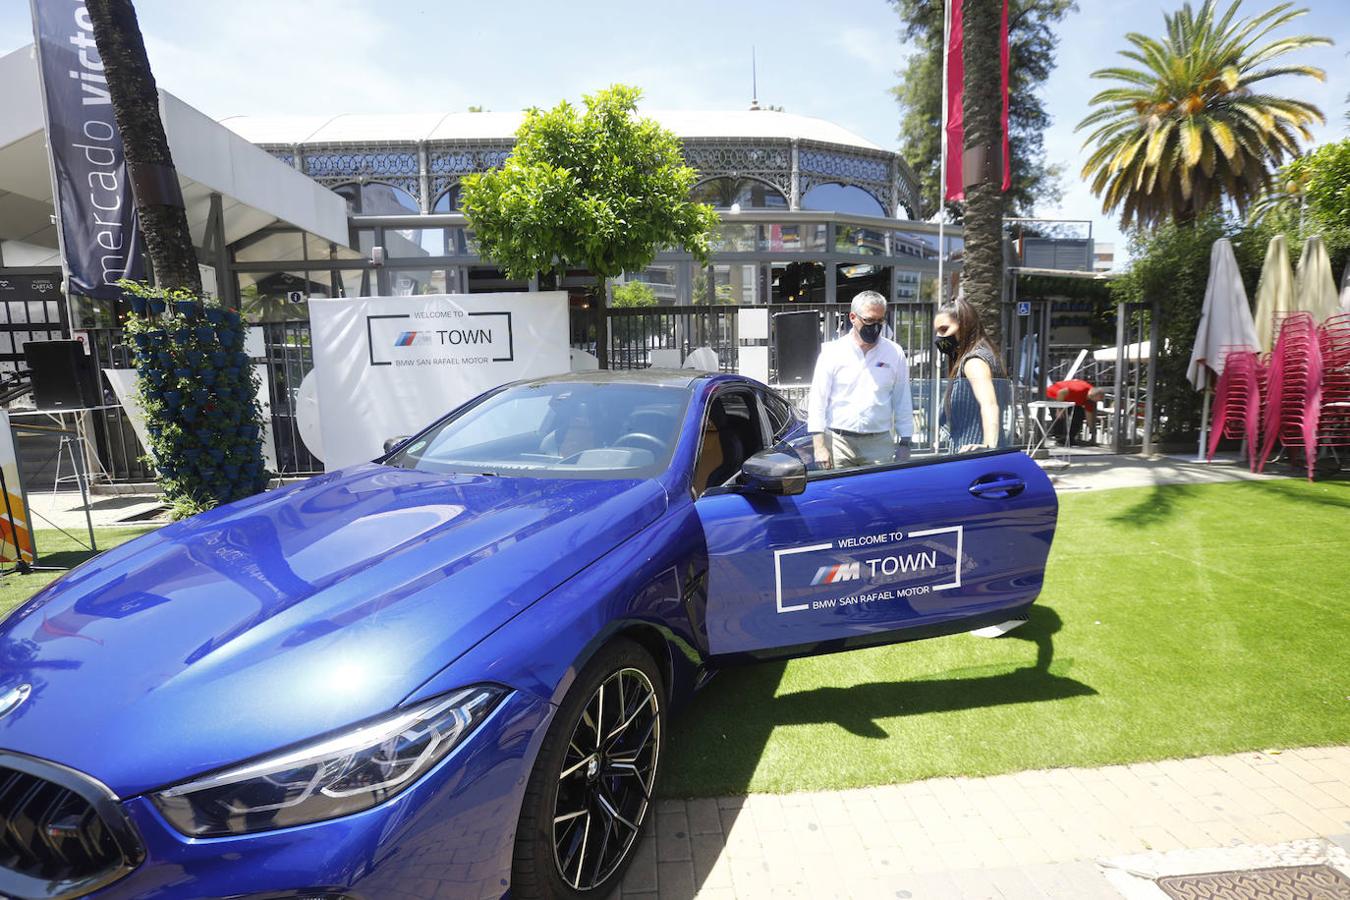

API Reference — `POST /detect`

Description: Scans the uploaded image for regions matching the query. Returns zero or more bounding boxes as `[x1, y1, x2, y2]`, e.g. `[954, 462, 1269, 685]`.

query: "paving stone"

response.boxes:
[657, 818, 692, 862]
[656, 859, 697, 899]
[886, 869, 963, 899]
[1020, 861, 1121, 899]
[977, 866, 1051, 899]
[686, 797, 723, 836]
[948, 867, 1019, 899]
[691, 888, 737, 900]
[619, 831, 658, 894]
[618, 749, 1350, 897]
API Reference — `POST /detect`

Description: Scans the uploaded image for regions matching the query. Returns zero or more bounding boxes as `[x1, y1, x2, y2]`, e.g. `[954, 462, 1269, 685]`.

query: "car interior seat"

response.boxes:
[706, 399, 756, 487]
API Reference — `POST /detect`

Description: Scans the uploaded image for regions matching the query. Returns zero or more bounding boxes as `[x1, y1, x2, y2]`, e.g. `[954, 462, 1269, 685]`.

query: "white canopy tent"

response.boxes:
[0, 45, 351, 290]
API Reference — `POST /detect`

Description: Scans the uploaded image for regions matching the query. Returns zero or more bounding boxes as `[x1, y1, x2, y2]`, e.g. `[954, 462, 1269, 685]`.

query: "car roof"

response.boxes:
[514, 368, 729, 390]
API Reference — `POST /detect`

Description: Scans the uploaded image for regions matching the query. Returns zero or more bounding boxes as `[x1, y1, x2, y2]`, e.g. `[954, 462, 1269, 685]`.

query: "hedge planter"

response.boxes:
[121, 284, 270, 518]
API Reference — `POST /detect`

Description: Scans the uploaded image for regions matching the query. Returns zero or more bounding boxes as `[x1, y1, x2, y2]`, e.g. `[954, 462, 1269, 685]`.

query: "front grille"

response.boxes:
[0, 766, 120, 882]
[0, 753, 142, 900]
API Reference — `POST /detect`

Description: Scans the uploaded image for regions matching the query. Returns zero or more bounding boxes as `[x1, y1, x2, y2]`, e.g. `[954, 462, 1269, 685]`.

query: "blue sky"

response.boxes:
[4, 0, 1347, 263]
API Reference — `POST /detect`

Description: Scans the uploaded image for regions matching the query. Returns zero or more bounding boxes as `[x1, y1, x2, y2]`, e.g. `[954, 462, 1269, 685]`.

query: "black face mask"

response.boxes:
[935, 333, 959, 356]
[858, 321, 883, 344]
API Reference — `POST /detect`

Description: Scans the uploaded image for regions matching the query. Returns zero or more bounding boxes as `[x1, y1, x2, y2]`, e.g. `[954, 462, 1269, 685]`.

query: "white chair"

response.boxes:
[682, 347, 720, 372]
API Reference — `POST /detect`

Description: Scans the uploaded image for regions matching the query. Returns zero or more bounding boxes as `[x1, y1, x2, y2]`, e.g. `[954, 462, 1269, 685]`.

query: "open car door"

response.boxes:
[694, 447, 1058, 662]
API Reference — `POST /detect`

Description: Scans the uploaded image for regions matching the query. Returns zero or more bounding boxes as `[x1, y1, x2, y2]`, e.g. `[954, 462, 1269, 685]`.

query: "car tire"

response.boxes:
[510, 638, 665, 899]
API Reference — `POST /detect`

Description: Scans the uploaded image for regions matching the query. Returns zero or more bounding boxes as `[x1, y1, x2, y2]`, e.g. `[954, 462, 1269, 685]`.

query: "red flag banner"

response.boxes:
[944, 0, 965, 202]
[944, 0, 1012, 201]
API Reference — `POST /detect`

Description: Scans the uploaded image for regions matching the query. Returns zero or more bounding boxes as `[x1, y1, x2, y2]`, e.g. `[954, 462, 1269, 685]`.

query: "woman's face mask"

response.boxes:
[935, 333, 959, 356]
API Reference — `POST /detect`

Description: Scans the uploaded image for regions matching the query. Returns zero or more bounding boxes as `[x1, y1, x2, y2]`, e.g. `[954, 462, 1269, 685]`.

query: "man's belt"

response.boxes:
[829, 427, 889, 438]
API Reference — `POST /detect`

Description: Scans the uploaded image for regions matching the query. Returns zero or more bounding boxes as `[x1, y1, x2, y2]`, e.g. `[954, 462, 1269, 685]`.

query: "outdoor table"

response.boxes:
[1025, 400, 1076, 466]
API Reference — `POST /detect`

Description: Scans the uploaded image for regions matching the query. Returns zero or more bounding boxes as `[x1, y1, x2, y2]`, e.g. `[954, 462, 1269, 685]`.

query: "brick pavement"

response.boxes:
[610, 746, 1350, 899]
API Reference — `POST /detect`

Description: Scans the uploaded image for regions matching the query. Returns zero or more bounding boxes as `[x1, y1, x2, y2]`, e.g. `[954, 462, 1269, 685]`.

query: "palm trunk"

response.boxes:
[85, 0, 201, 295]
[960, 0, 1005, 347]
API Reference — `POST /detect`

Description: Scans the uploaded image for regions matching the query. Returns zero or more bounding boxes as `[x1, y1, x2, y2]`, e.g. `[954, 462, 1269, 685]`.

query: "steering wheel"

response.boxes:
[612, 432, 665, 456]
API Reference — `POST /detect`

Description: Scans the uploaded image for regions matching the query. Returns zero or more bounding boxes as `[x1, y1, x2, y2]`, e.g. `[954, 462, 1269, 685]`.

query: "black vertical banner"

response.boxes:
[30, 0, 146, 300]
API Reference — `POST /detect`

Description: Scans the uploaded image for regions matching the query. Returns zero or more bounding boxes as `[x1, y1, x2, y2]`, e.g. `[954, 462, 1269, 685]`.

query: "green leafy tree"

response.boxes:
[611, 280, 658, 307]
[1078, 0, 1330, 229]
[890, 0, 1075, 219]
[1246, 137, 1350, 285]
[460, 85, 720, 366]
[1111, 215, 1233, 440]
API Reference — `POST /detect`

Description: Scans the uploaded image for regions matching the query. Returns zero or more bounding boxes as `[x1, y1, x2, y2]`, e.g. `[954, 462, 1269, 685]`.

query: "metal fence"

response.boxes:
[261, 321, 320, 474]
[582, 302, 947, 449]
[582, 302, 938, 378]
[69, 297, 1157, 483]
[82, 325, 326, 481]
[86, 330, 155, 482]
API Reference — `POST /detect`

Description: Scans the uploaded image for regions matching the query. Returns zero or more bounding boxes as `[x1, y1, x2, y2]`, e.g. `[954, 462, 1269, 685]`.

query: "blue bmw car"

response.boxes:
[0, 370, 1056, 899]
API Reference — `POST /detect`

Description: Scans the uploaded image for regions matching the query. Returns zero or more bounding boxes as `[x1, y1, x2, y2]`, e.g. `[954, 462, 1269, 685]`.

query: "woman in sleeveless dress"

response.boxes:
[934, 297, 1006, 452]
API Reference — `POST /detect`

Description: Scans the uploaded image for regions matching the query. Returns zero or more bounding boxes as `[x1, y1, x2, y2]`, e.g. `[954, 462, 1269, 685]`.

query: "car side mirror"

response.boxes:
[383, 435, 412, 455]
[740, 450, 807, 496]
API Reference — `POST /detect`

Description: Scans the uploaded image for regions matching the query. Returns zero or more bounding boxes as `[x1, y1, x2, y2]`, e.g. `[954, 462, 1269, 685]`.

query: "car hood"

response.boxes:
[0, 464, 666, 796]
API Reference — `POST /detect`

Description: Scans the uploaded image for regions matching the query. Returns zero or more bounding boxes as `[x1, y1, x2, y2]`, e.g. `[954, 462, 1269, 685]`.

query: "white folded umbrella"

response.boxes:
[1188, 238, 1257, 390]
[1341, 257, 1350, 314]
[1294, 235, 1340, 323]
[1254, 234, 1295, 354]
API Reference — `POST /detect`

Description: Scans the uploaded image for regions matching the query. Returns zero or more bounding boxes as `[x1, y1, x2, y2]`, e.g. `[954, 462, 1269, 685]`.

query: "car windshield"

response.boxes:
[384, 381, 691, 479]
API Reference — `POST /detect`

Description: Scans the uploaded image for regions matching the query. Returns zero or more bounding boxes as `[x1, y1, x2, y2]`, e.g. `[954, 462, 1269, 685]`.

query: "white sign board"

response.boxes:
[736, 308, 770, 342]
[308, 292, 570, 469]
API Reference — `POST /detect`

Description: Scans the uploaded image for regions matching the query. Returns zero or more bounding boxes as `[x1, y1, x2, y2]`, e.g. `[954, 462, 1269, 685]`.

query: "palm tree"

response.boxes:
[960, 0, 1008, 344]
[86, 0, 201, 294]
[1078, 0, 1329, 229]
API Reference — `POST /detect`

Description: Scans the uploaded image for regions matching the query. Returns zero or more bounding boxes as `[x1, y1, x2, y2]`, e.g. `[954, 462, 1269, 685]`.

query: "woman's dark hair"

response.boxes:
[936, 297, 1002, 378]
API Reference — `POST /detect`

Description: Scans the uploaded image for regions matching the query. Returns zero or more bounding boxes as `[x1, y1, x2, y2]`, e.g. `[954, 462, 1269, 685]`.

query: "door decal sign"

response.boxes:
[772, 526, 963, 613]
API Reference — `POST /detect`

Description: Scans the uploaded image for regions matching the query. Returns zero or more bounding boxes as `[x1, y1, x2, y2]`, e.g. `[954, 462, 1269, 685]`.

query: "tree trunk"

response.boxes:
[593, 275, 609, 369]
[85, 0, 201, 296]
[960, 0, 1005, 347]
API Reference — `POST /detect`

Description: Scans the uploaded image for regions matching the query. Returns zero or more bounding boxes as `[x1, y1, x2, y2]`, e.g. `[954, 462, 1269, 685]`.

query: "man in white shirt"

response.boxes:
[807, 291, 914, 468]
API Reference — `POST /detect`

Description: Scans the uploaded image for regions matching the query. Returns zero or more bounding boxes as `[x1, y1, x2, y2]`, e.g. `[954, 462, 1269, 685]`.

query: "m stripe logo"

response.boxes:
[810, 561, 861, 585]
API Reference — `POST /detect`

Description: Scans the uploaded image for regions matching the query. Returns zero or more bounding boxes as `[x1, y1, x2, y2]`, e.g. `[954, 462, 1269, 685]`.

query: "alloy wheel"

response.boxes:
[550, 666, 660, 891]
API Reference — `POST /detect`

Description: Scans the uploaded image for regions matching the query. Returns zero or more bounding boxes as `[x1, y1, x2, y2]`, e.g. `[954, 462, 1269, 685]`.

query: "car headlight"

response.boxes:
[152, 685, 505, 837]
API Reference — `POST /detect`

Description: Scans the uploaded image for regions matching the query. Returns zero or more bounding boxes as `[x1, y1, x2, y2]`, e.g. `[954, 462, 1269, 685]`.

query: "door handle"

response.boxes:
[969, 475, 1025, 499]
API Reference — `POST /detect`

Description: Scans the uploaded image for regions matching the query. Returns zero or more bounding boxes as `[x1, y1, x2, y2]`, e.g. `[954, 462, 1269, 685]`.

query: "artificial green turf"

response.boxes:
[661, 478, 1350, 797]
[0, 527, 157, 616]
[5, 482, 1347, 798]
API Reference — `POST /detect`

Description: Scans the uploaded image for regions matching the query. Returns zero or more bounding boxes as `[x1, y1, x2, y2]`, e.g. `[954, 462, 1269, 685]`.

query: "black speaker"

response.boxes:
[773, 311, 822, 385]
[24, 340, 98, 410]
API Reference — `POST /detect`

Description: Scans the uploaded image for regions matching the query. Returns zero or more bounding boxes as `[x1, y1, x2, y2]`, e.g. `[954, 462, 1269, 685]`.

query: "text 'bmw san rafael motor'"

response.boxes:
[0, 370, 1056, 899]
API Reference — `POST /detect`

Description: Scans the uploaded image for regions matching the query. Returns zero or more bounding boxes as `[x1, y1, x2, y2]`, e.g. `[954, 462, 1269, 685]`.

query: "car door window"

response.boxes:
[758, 390, 798, 442]
[691, 389, 768, 496]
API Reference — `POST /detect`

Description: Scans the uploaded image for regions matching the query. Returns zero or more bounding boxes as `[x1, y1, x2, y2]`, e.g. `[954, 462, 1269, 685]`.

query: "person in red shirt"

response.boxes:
[1046, 379, 1105, 442]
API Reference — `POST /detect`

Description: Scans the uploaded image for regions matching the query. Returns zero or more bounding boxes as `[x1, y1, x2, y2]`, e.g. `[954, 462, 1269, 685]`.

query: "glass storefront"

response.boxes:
[229, 215, 946, 322]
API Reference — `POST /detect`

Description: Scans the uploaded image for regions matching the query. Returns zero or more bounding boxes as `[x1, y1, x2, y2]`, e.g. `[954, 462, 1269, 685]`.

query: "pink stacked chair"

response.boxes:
[1207, 347, 1263, 467]
[1317, 313, 1350, 453]
[1257, 313, 1322, 479]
